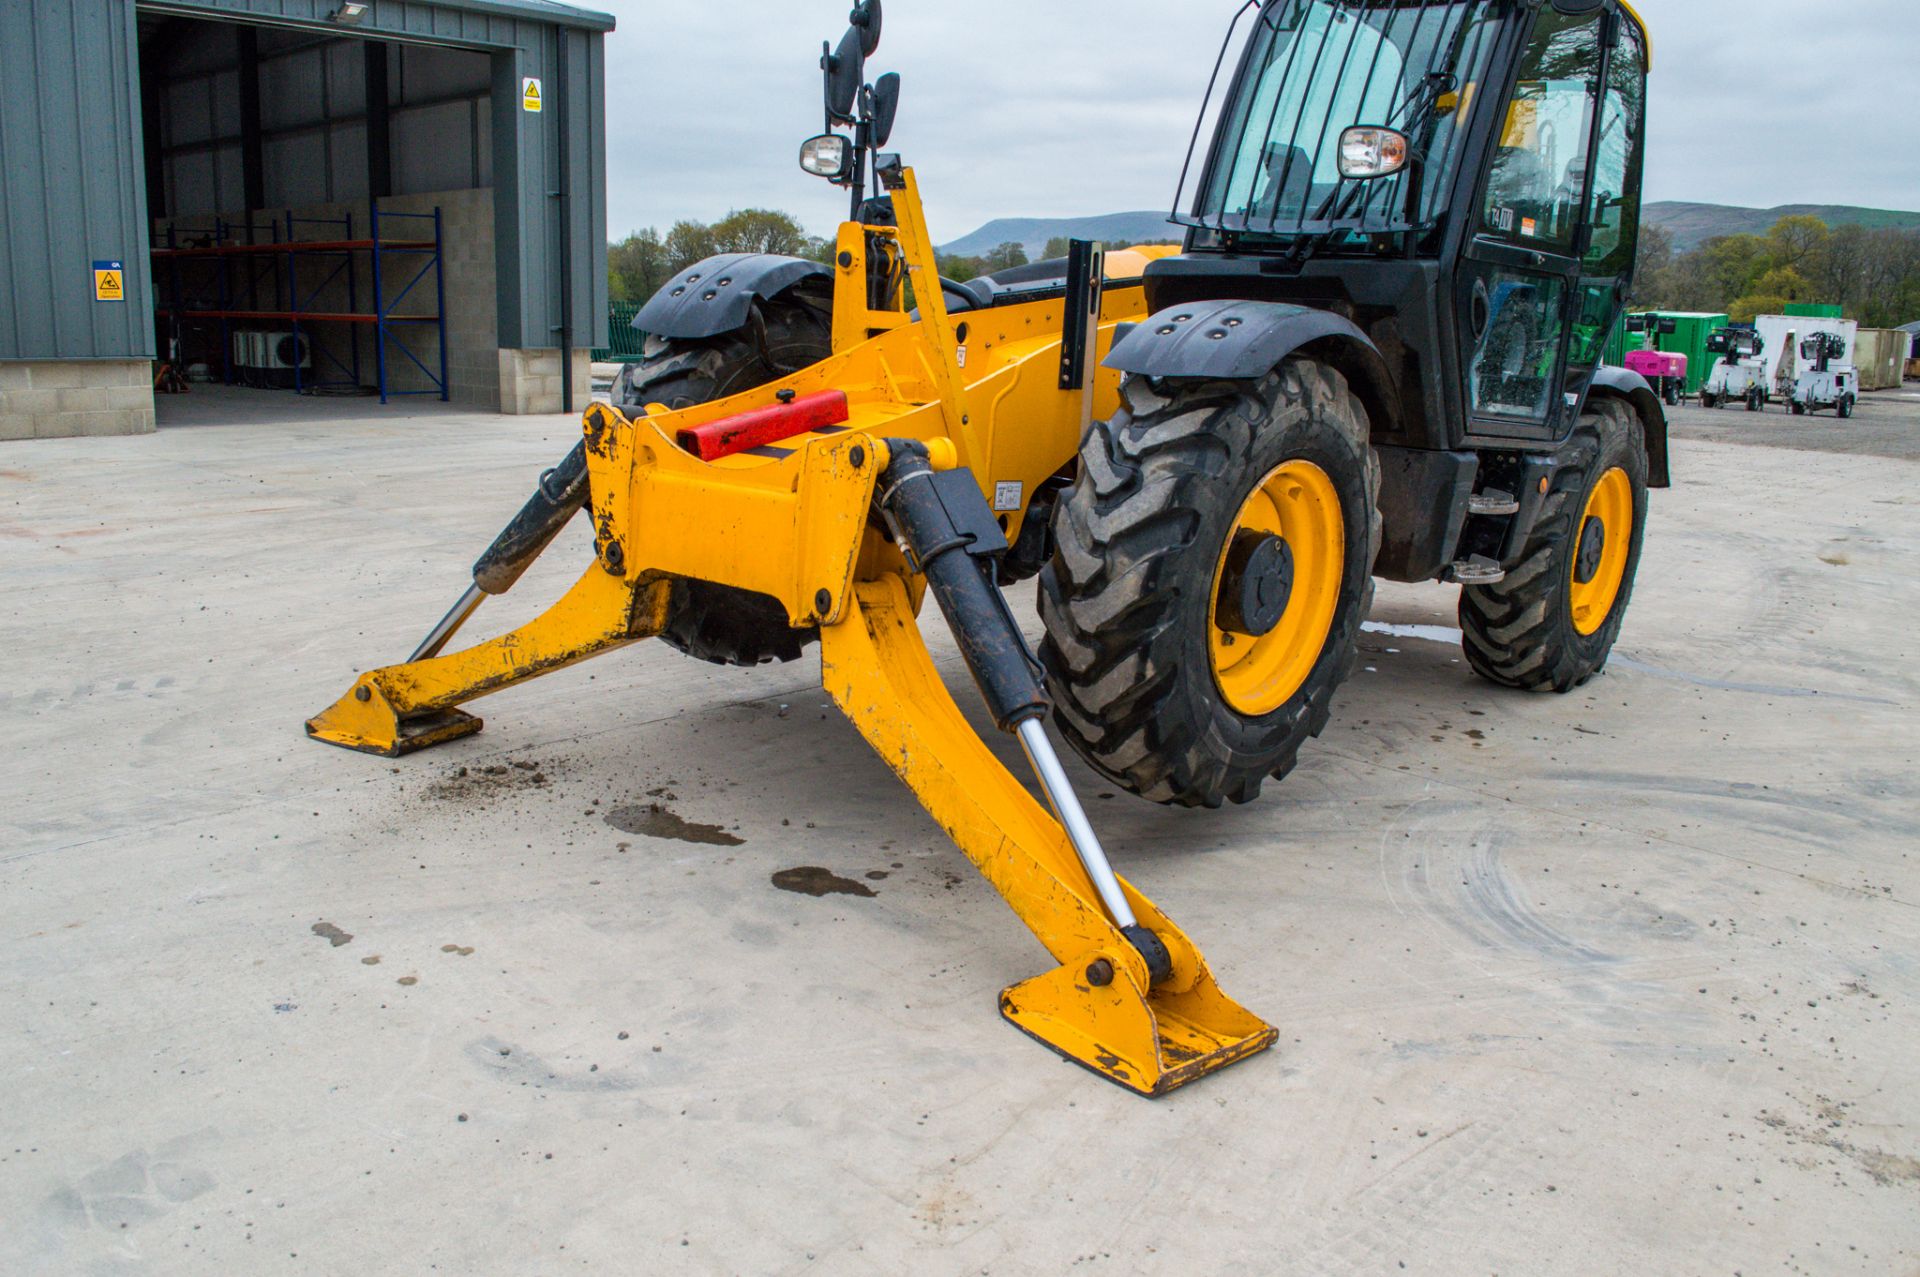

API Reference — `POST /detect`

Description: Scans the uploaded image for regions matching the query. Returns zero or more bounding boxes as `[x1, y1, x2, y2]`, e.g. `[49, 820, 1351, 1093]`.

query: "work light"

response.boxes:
[799, 134, 852, 180]
[1337, 126, 1409, 180]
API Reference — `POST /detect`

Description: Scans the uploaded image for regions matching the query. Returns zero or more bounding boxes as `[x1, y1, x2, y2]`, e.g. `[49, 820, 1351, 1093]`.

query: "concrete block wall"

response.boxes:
[498, 348, 591, 415]
[0, 360, 155, 441]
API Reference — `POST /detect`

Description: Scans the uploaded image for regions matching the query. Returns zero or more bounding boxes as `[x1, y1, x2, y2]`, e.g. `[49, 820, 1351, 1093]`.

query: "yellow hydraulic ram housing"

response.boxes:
[307, 169, 1275, 1096]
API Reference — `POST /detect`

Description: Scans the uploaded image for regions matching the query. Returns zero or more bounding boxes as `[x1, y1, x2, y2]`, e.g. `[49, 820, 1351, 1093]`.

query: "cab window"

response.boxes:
[1583, 21, 1646, 275]
[1478, 11, 1603, 250]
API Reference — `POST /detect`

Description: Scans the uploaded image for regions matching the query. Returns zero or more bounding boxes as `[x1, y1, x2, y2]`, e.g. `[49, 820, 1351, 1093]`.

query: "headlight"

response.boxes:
[1337, 127, 1410, 180]
[799, 134, 852, 180]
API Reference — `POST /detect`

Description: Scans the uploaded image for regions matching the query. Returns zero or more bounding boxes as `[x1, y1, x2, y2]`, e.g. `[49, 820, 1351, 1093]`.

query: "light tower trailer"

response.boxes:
[1789, 332, 1856, 417]
[1622, 315, 1684, 405]
[1700, 326, 1768, 412]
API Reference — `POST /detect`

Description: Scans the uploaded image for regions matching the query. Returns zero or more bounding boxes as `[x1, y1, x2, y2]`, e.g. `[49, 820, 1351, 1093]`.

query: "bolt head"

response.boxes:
[849, 445, 866, 469]
[1085, 958, 1115, 987]
[814, 588, 833, 614]
[355, 685, 372, 702]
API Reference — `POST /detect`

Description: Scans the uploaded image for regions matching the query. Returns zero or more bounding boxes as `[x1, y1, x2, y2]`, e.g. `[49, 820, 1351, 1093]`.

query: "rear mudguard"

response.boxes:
[631, 252, 832, 340]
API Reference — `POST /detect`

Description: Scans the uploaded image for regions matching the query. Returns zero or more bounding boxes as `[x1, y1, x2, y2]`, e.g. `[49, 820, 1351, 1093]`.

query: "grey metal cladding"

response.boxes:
[632, 254, 832, 340]
[1, 1, 153, 360]
[137, 0, 613, 42]
[1104, 299, 1381, 381]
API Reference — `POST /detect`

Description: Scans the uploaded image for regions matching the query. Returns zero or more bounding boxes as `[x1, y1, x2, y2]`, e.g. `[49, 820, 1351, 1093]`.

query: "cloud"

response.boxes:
[593, 0, 1918, 244]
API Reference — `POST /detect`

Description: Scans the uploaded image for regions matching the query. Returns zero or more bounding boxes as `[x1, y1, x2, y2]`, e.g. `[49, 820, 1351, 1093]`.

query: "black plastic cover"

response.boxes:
[630, 253, 830, 340]
[1373, 445, 1476, 583]
[1106, 298, 1377, 381]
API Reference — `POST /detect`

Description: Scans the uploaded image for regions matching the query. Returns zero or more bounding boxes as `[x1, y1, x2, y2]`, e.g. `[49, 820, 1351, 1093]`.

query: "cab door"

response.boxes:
[1566, 16, 1649, 405]
[1454, 6, 1608, 442]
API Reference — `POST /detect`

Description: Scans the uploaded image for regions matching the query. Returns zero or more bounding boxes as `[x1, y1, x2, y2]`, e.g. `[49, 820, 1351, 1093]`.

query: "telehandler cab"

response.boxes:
[309, 0, 1667, 1096]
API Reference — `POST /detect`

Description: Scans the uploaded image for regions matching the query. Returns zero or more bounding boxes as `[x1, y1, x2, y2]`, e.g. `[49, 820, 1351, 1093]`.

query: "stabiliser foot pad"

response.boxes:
[999, 955, 1276, 1097]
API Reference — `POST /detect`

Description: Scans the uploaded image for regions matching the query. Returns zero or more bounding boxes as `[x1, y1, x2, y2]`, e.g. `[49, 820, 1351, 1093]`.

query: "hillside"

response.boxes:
[1645, 202, 1920, 252]
[939, 202, 1920, 260]
[937, 211, 1181, 260]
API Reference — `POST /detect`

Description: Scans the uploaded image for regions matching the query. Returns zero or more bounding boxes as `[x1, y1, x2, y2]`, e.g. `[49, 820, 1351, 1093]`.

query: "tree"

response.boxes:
[983, 241, 1029, 273]
[706, 208, 817, 258]
[663, 219, 719, 271]
[608, 228, 670, 304]
[937, 253, 984, 282]
[1042, 236, 1073, 261]
[1764, 215, 1830, 272]
[1629, 222, 1675, 307]
[1701, 234, 1768, 305]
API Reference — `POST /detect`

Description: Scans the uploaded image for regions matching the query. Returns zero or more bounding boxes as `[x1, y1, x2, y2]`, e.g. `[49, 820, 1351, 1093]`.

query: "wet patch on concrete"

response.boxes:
[604, 801, 743, 846]
[441, 943, 475, 956]
[772, 866, 876, 898]
[310, 921, 352, 947]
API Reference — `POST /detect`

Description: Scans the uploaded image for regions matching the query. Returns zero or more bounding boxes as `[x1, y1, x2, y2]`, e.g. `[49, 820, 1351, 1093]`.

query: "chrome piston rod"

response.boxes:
[1016, 716, 1138, 930]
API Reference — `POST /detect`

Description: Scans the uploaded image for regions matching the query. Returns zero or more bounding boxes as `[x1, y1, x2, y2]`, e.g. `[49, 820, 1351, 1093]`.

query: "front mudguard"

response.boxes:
[1104, 299, 1404, 441]
[1586, 366, 1671, 488]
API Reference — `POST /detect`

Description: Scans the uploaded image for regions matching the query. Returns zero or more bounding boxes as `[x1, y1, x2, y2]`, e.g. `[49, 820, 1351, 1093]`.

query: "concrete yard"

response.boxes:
[3, 386, 1917, 1274]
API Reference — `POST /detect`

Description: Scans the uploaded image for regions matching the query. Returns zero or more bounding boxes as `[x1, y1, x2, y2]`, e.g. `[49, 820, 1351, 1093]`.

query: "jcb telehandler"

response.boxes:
[309, 0, 1668, 1096]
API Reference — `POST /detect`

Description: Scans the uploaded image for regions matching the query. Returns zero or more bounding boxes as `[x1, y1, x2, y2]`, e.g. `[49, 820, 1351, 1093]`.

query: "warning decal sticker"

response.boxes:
[93, 260, 125, 302]
[522, 77, 542, 113]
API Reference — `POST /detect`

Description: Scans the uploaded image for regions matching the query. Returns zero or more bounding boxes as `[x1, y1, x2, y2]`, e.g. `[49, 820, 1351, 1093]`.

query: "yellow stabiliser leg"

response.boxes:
[822, 574, 1276, 1096]
[305, 566, 670, 756]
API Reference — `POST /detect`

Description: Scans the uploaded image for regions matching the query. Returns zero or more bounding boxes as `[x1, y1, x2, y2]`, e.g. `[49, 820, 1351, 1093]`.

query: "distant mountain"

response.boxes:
[1644, 202, 1920, 252]
[939, 202, 1920, 260]
[937, 211, 1182, 260]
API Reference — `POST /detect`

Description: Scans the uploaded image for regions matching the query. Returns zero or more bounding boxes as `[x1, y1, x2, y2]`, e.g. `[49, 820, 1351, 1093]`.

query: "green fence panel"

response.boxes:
[593, 301, 646, 362]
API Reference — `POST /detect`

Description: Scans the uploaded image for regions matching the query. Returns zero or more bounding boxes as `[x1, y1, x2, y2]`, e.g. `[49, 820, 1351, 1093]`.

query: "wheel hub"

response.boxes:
[1574, 515, 1606, 584]
[1216, 531, 1295, 637]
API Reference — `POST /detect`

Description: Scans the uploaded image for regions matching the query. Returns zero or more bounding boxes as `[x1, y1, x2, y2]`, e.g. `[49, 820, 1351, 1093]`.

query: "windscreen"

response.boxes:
[1183, 0, 1505, 241]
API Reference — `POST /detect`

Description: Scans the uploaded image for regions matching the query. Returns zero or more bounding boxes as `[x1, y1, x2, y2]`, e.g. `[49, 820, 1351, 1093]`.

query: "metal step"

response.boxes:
[1448, 554, 1506, 585]
[1467, 488, 1520, 517]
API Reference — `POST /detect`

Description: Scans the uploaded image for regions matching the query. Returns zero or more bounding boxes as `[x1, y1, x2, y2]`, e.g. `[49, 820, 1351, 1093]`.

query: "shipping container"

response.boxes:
[1642, 312, 1727, 395]
[1854, 329, 1912, 391]
[1784, 302, 1845, 320]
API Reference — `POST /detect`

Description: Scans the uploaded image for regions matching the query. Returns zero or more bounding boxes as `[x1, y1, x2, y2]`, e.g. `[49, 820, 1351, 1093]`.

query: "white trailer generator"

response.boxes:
[1789, 332, 1857, 417]
[1699, 327, 1768, 411]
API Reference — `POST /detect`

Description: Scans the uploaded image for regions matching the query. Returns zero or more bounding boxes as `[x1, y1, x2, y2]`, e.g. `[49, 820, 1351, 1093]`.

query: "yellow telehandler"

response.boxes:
[310, 0, 1667, 1095]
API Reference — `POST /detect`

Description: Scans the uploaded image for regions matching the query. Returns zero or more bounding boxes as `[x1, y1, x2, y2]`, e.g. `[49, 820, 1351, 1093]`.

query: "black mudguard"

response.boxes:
[631, 252, 831, 340]
[1104, 299, 1403, 437]
[1586, 366, 1671, 488]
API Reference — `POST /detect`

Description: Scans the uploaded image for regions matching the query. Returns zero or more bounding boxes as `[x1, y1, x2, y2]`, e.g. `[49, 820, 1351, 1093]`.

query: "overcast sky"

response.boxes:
[593, 0, 1919, 244]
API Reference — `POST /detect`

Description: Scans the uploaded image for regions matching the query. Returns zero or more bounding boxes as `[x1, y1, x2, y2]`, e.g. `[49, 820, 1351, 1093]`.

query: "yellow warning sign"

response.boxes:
[93, 260, 125, 302]
[522, 77, 542, 113]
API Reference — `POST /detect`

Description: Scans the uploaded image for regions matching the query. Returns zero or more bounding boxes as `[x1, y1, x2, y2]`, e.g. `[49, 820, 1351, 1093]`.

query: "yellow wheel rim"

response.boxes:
[1209, 459, 1345, 717]
[1569, 466, 1632, 636]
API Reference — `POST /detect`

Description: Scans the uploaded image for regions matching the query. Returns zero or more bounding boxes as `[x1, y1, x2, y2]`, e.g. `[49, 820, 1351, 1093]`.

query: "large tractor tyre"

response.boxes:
[1458, 399, 1649, 693]
[1039, 359, 1382, 809]
[613, 298, 833, 666]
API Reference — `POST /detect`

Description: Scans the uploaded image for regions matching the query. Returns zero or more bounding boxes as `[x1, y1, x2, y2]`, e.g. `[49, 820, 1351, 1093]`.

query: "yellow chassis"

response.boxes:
[307, 170, 1275, 1095]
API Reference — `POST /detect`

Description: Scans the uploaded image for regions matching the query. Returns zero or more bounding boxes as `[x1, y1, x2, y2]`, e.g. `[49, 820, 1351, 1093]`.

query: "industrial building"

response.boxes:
[1, 0, 612, 440]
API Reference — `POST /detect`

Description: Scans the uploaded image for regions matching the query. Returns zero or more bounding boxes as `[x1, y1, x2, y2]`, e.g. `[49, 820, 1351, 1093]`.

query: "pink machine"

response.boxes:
[1625, 348, 1687, 406]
